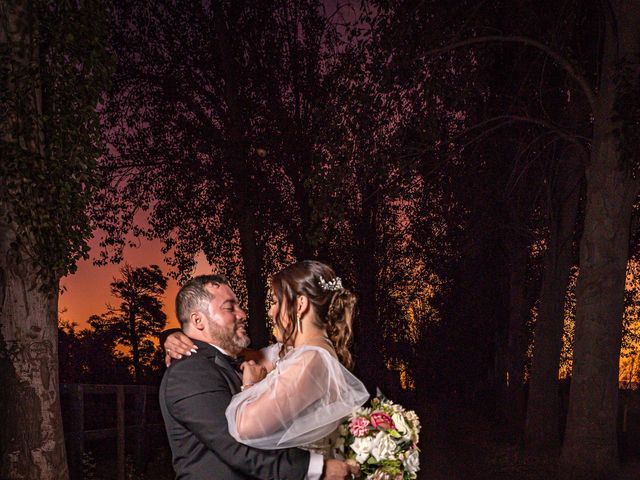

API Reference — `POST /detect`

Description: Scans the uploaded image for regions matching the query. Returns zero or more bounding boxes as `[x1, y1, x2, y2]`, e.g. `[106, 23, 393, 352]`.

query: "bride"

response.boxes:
[227, 260, 369, 451]
[164, 260, 369, 454]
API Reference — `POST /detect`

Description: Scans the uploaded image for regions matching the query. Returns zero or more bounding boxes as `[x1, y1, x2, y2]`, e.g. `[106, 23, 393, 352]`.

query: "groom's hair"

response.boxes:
[176, 274, 230, 327]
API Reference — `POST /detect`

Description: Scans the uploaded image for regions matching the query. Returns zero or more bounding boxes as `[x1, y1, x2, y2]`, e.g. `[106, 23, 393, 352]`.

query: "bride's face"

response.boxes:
[268, 293, 288, 342]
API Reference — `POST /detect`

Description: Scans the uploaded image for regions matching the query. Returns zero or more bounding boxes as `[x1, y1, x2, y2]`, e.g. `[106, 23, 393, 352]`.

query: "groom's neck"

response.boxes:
[182, 328, 209, 346]
[183, 328, 242, 357]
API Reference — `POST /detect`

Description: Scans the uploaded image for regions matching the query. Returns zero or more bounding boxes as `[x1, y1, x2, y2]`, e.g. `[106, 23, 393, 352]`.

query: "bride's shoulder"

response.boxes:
[287, 345, 339, 366]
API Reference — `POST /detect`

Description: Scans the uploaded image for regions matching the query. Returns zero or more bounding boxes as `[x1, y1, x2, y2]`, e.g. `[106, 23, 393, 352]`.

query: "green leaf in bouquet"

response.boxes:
[379, 459, 403, 475]
[388, 430, 402, 438]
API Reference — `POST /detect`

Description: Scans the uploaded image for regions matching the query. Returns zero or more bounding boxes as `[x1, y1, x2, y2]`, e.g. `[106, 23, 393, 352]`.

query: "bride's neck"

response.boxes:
[294, 320, 329, 348]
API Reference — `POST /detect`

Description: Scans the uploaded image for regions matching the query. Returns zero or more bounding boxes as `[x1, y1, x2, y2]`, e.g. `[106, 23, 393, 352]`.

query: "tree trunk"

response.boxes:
[0, 220, 68, 480]
[129, 307, 141, 384]
[560, 3, 640, 477]
[237, 205, 269, 349]
[560, 132, 635, 480]
[1, 3, 68, 477]
[211, 2, 270, 348]
[353, 186, 385, 392]
[290, 163, 314, 260]
[502, 238, 530, 434]
[525, 151, 582, 452]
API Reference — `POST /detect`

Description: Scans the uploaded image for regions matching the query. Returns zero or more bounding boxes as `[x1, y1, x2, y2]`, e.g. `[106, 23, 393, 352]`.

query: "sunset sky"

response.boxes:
[59, 235, 214, 331]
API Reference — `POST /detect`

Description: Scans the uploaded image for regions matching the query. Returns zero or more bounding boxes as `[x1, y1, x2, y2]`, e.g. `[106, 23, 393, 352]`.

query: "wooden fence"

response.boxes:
[61, 384, 165, 480]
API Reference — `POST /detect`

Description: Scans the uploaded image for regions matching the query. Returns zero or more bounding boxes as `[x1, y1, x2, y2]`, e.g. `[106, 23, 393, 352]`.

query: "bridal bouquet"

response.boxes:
[333, 395, 421, 480]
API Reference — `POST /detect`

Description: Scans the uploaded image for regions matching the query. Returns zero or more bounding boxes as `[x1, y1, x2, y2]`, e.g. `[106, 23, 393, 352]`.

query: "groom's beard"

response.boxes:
[209, 317, 251, 354]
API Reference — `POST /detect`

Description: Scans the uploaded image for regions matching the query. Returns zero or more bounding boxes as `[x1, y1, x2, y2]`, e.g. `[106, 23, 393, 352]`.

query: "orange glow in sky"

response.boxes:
[59, 236, 214, 330]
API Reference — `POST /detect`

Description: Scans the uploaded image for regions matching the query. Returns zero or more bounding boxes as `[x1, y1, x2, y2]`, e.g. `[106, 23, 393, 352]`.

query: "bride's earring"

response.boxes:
[296, 314, 302, 333]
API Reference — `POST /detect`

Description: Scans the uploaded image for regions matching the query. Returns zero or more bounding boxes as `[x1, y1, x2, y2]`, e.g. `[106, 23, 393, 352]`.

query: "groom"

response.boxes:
[159, 274, 355, 479]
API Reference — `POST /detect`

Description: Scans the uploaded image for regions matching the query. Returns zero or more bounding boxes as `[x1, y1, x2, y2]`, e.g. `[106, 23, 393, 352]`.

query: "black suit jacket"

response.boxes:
[159, 339, 310, 479]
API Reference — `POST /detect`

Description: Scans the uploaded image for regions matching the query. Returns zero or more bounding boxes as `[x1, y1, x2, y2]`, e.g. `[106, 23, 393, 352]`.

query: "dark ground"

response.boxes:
[84, 400, 640, 479]
[419, 402, 640, 480]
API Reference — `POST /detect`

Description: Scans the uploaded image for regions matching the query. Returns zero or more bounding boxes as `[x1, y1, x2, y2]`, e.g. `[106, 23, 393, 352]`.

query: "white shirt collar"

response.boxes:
[209, 343, 234, 357]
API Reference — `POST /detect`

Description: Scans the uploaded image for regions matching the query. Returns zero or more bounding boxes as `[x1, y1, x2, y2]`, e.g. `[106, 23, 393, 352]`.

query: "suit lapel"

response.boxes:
[190, 339, 242, 394]
[214, 355, 242, 394]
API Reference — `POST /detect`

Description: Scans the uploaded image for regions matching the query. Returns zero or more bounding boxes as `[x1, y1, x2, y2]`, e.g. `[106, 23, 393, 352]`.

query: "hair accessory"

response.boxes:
[318, 276, 343, 291]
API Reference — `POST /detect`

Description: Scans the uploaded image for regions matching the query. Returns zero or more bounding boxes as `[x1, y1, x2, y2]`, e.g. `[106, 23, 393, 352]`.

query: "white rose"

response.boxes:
[350, 436, 374, 464]
[391, 412, 412, 441]
[402, 449, 420, 474]
[371, 431, 397, 462]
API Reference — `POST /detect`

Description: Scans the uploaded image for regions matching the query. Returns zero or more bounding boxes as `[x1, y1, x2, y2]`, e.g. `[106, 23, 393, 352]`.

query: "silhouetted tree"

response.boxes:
[97, 265, 167, 383]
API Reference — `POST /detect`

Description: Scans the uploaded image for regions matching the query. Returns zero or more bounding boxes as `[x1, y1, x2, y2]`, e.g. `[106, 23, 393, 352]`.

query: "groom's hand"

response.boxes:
[322, 459, 359, 479]
[240, 360, 267, 389]
[164, 331, 198, 367]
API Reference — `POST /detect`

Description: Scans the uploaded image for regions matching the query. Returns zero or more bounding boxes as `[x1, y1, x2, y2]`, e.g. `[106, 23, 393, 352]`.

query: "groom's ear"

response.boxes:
[191, 312, 205, 331]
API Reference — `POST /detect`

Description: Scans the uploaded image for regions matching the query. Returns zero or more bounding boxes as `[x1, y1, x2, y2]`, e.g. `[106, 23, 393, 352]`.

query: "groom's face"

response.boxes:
[204, 283, 250, 353]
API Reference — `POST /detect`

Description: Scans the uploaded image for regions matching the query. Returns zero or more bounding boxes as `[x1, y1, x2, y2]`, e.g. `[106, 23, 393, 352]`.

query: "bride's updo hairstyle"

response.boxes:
[271, 260, 356, 370]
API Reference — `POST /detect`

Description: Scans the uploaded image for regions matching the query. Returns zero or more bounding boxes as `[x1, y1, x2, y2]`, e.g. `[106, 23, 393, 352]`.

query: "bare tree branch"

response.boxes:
[454, 114, 590, 153]
[423, 35, 598, 112]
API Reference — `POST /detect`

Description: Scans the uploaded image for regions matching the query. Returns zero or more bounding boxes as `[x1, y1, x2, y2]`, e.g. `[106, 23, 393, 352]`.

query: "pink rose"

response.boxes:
[349, 417, 370, 437]
[370, 412, 395, 430]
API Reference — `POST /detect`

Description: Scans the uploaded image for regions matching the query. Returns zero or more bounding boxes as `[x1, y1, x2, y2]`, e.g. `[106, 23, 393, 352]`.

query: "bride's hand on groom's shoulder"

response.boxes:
[164, 331, 198, 367]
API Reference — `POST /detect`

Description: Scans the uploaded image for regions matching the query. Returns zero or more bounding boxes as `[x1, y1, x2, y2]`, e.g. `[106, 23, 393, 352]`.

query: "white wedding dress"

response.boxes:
[225, 343, 369, 455]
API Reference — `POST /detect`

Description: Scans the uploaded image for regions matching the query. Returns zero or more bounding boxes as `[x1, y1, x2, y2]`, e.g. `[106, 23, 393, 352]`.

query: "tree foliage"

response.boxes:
[95, 0, 355, 347]
[94, 0, 451, 372]
[0, 0, 114, 284]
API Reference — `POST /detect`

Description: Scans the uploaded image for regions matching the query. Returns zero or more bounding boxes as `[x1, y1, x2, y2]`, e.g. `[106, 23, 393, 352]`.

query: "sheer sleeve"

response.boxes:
[259, 342, 283, 367]
[225, 346, 369, 449]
